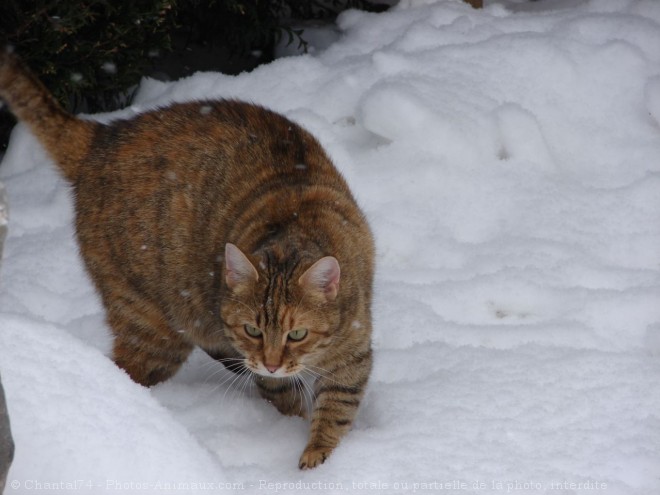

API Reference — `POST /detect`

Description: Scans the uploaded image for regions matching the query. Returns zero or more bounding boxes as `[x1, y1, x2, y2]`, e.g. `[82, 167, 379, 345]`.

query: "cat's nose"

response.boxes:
[265, 364, 280, 374]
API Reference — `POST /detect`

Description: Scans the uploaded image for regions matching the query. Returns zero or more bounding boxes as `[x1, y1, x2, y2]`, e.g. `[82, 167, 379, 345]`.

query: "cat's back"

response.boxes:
[89, 100, 338, 184]
[79, 99, 357, 232]
[76, 98, 371, 306]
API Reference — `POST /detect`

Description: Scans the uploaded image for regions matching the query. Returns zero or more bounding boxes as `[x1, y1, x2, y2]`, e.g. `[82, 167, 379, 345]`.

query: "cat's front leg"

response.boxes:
[299, 348, 372, 470]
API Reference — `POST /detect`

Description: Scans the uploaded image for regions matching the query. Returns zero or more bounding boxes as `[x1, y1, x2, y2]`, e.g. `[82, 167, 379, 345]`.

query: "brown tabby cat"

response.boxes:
[0, 48, 375, 469]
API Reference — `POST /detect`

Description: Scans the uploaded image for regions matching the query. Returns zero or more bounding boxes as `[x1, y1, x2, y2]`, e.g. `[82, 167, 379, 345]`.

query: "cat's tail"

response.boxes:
[0, 47, 96, 181]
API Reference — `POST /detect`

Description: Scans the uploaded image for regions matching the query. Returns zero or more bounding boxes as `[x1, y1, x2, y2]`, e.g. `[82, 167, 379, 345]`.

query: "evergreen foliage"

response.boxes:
[0, 0, 386, 150]
[1, 0, 175, 113]
[178, 0, 384, 58]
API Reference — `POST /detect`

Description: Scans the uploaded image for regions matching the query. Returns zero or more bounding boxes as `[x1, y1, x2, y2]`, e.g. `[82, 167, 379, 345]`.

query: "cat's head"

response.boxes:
[220, 243, 341, 378]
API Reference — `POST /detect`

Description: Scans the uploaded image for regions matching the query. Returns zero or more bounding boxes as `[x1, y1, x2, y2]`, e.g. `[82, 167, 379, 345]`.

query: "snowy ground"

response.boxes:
[1, 0, 660, 493]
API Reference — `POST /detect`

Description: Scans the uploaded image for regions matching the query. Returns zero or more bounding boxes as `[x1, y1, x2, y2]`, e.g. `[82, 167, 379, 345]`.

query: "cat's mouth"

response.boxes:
[220, 360, 294, 379]
[206, 349, 302, 379]
[250, 362, 300, 379]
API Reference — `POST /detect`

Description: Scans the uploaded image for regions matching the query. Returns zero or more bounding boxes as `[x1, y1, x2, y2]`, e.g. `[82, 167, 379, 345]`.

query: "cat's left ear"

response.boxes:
[299, 256, 340, 301]
[225, 243, 259, 290]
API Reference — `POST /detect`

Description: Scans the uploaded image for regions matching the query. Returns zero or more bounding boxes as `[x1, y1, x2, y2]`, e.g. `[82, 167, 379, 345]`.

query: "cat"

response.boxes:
[0, 48, 375, 470]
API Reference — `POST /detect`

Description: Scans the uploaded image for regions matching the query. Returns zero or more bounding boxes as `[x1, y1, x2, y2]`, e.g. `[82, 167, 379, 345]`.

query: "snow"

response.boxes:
[1, 0, 660, 492]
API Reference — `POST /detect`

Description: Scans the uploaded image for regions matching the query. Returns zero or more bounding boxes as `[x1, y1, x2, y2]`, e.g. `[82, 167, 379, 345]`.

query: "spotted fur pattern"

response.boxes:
[0, 48, 375, 469]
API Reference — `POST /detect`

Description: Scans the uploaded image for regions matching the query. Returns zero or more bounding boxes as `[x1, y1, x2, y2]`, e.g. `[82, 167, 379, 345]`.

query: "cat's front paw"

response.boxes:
[298, 446, 332, 470]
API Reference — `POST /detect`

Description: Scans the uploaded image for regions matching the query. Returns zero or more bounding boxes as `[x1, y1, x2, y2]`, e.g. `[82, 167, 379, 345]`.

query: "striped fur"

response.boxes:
[0, 48, 375, 469]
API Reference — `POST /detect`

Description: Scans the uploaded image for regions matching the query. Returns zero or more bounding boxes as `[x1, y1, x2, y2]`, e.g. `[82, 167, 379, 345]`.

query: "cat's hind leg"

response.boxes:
[107, 301, 193, 387]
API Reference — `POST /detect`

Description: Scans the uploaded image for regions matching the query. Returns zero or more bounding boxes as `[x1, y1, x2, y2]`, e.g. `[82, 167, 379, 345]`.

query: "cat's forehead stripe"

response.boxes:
[262, 270, 288, 328]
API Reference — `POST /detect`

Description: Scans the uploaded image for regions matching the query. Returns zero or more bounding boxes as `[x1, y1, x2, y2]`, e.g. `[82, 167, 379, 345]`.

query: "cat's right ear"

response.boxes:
[225, 243, 258, 290]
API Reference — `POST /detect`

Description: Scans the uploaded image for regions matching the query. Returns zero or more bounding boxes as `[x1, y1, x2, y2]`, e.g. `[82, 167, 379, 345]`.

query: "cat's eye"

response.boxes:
[287, 329, 308, 341]
[244, 324, 262, 338]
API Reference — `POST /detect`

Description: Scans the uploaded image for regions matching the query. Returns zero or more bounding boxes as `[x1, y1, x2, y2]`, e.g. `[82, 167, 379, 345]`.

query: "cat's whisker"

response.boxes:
[207, 368, 241, 392]
[199, 356, 244, 370]
[297, 373, 317, 414]
[205, 359, 246, 372]
[204, 367, 229, 385]
[219, 367, 253, 403]
[302, 364, 345, 387]
[288, 376, 299, 415]
[200, 362, 230, 385]
[294, 376, 309, 418]
[300, 368, 320, 383]
[296, 378, 305, 417]
[207, 357, 245, 363]
[299, 369, 323, 399]
[292, 385, 300, 418]
[306, 364, 340, 380]
[207, 361, 249, 390]
[237, 370, 255, 400]
[199, 357, 247, 386]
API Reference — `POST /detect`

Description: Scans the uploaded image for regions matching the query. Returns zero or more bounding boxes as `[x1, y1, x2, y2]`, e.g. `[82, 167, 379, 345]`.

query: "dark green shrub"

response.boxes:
[1, 0, 176, 112]
[0, 0, 176, 150]
[0, 0, 388, 151]
[176, 0, 383, 59]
